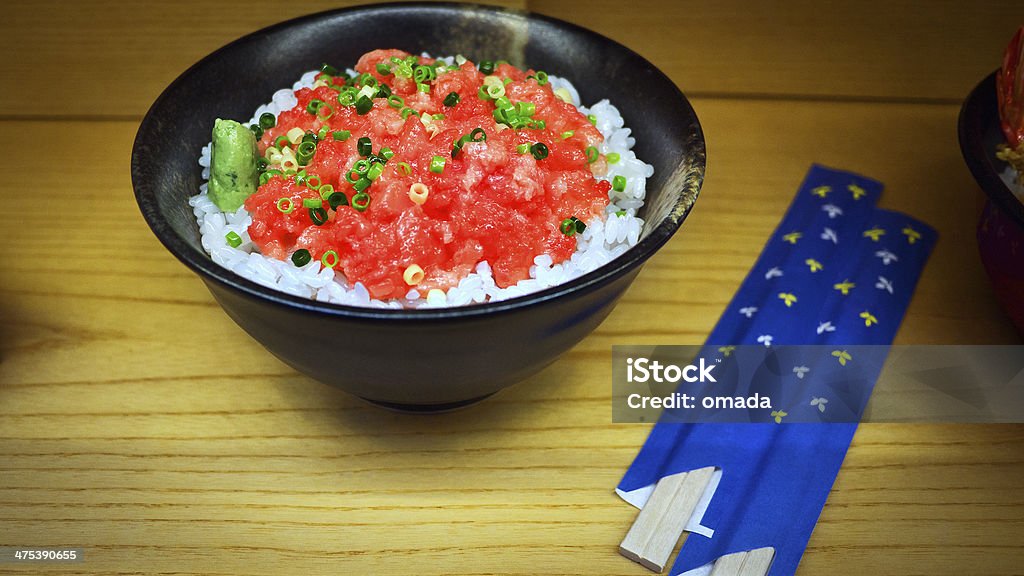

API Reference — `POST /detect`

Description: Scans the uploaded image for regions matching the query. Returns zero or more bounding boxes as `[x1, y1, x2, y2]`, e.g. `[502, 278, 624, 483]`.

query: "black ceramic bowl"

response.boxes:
[132, 2, 705, 410]
[959, 71, 1024, 336]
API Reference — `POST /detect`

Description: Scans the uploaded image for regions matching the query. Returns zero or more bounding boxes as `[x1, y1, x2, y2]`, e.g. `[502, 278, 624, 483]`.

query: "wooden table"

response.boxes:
[2, 1, 1023, 574]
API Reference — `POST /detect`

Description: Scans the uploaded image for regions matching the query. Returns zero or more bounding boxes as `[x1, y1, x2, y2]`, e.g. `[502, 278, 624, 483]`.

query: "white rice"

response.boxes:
[189, 59, 654, 308]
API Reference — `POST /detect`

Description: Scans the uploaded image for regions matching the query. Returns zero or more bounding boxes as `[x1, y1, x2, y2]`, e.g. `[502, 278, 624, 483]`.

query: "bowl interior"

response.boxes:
[132, 2, 705, 316]
[959, 71, 1024, 227]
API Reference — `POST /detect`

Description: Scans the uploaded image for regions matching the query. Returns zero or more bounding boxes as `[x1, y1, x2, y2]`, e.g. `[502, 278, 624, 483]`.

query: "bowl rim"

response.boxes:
[958, 70, 1024, 228]
[132, 1, 706, 321]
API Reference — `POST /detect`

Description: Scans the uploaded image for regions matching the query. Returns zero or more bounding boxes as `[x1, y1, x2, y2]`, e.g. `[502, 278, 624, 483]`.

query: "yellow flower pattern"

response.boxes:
[778, 292, 798, 307]
[812, 185, 831, 198]
[848, 184, 867, 200]
[805, 258, 823, 272]
[831, 350, 852, 366]
[833, 280, 855, 295]
[863, 227, 886, 241]
[859, 311, 878, 327]
[782, 231, 802, 245]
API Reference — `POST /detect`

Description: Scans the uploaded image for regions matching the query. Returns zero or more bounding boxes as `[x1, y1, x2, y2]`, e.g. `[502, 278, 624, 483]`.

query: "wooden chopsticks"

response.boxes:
[709, 547, 775, 576]
[619, 466, 715, 572]
[619, 467, 775, 575]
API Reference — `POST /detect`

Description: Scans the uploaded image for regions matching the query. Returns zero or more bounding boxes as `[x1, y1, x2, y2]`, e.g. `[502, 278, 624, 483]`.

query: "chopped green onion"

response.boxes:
[558, 216, 586, 236]
[353, 159, 370, 174]
[337, 89, 356, 107]
[257, 157, 269, 171]
[503, 77, 512, 86]
[380, 147, 394, 161]
[559, 218, 575, 236]
[291, 249, 312, 266]
[443, 92, 460, 107]
[249, 124, 263, 139]
[321, 63, 339, 76]
[606, 152, 621, 164]
[352, 177, 372, 192]
[561, 130, 574, 139]
[400, 107, 419, 119]
[417, 83, 430, 94]
[376, 83, 392, 98]
[297, 141, 317, 166]
[317, 126, 329, 140]
[413, 66, 431, 83]
[390, 56, 413, 78]
[274, 135, 289, 149]
[534, 71, 548, 85]
[478, 60, 495, 75]
[332, 130, 351, 141]
[366, 162, 384, 181]
[477, 85, 491, 100]
[309, 207, 329, 225]
[305, 175, 322, 190]
[316, 103, 334, 120]
[612, 175, 627, 192]
[516, 101, 536, 117]
[530, 142, 549, 160]
[452, 133, 470, 158]
[355, 95, 373, 115]
[432, 113, 445, 120]
[351, 192, 371, 211]
[376, 62, 392, 76]
[225, 231, 243, 248]
[587, 114, 597, 126]
[397, 161, 412, 175]
[387, 94, 405, 109]
[359, 73, 377, 88]
[306, 99, 324, 115]
[327, 192, 348, 209]
[429, 155, 446, 174]
[615, 209, 627, 217]
[276, 197, 294, 214]
[357, 83, 378, 100]
[303, 197, 323, 209]
[256, 113, 273, 129]
[301, 132, 317, 144]
[526, 119, 546, 130]
[585, 146, 599, 163]
[357, 137, 372, 157]
[516, 143, 530, 154]
[321, 250, 340, 268]
[318, 183, 335, 199]
[469, 127, 487, 142]
[486, 83, 505, 99]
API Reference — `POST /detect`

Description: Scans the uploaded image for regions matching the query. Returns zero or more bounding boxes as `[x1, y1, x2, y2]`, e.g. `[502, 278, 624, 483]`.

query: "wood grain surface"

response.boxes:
[2, 1, 1024, 574]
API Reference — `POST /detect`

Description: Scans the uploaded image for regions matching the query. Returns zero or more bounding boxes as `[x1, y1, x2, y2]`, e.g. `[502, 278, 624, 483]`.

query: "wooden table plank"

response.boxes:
[3, 1, 1023, 118]
[533, 0, 1024, 103]
[0, 0, 526, 118]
